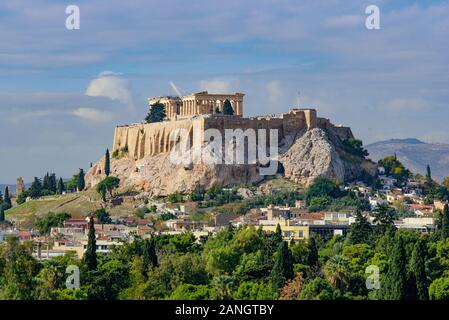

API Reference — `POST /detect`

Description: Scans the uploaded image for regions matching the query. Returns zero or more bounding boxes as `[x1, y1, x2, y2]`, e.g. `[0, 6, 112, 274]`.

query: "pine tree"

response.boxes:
[30, 177, 42, 198]
[410, 238, 428, 300]
[307, 236, 319, 267]
[145, 102, 166, 123]
[83, 216, 97, 270]
[3, 186, 12, 210]
[441, 204, 449, 240]
[0, 206, 5, 222]
[381, 236, 407, 300]
[347, 211, 372, 244]
[105, 149, 111, 176]
[222, 99, 234, 115]
[270, 241, 294, 290]
[57, 177, 65, 195]
[77, 169, 85, 192]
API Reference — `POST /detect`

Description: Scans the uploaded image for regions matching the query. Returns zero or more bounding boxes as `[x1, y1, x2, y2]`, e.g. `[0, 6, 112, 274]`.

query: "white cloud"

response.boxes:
[72, 107, 114, 122]
[266, 80, 282, 103]
[322, 15, 362, 28]
[386, 98, 431, 112]
[86, 71, 134, 109]
[199, 78, 238, 93]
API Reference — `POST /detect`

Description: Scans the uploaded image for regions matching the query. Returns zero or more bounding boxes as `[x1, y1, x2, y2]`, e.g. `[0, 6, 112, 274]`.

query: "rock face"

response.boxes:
[86, 128, 377, 196]
[86, 154, 264, 196]
[280, 128, 377, 185]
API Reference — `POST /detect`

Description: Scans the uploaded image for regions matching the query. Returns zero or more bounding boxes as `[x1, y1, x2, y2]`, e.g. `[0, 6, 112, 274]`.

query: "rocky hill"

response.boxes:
[86, 127, 377, 196]
[366, 138, 449, 181]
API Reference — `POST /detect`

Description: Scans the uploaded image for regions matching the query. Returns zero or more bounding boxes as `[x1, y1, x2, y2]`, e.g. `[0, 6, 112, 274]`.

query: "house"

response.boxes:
[63, 218, 89, 229]
[0, 230, 18, 243]
[395, 217, 435, 233]
[260, 219, 309, 241]
[407, 204, 434, 216]
[369, 195, 387, 208]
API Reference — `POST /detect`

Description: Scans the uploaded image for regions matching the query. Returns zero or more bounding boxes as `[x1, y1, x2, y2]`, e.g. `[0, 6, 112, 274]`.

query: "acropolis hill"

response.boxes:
[86, 91, 377, 195]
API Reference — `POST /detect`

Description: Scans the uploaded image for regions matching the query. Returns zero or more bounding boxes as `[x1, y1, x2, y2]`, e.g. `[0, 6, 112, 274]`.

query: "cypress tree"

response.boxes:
[77, 169, 85, 192]
[43, 172, 50, 191]
[57, 177, 65, 195]
[426, 164, 432, 181]
[83, 216, 97, 270]
[410, 238, 428, 300]
[275, 223, 283, 243]
[270, 241, 293, 290]
[442, 204, 449, 240]
[105, 149, 111, 176]
[381, 236, 407, 300]
[30, 177, 42, 198]
[222, 99, 234, 115]
[142, 237, 158, 271]
[0, 206, 4, 222]
[3, 186, 12, 210]
[307, 236, 319, 267]
[49, 173, 57, 193]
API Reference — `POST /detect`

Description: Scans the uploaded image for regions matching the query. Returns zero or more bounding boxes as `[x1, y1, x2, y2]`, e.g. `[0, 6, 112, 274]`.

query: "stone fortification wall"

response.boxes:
[112, 108, 352, 161]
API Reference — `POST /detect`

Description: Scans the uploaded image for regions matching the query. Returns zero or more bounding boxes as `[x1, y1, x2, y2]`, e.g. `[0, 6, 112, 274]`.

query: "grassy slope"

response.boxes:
[6, 190, 137, 223]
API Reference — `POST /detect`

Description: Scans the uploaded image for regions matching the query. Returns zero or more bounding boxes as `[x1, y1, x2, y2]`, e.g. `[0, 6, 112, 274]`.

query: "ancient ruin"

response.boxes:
[86, 91, 376, 195]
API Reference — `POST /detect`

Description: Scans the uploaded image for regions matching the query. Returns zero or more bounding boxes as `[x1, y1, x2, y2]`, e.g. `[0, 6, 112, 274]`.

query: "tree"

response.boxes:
[270, 241, 294, 290]
[443, 177, 449, 190]
[342, 138, 369, 157]
[105, 149, 111, 176]
[92, 208, 112, 225]
[323, 255, 350, 291]
[48, 173, 57, 194]
[57, 177, 65, 195]
[442, 204, 449, 240]
[77, 169, 85, 192]
[306, 176, 341, 200]
[307, 236, 319, 268]
[222, 99, 234, 115]
[35, 212, 71, 235]
[0, 237, 40, 299]
[3, 186, 12, 210]
[83, 216, 97, 270]
[145, 102, 166, 123]
[96, 176, 120, 202]
[410, 238, 428, 300]
[142, 237, 158, 270]
[347, 211, 373, 244]
[378, 156, 409, 183]
[373, 203, 396, 234]
[426, 164, 432, 181]
[429, 277, 449, 300]
[381, 236, 407, 300]
[30, 177, 42, 198]
[299, 277, 335, 300]
[0, 206, 4, 222]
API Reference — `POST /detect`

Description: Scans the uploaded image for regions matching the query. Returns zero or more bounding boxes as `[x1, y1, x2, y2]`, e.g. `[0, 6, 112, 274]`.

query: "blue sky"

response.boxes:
[0, 0, 448, 183]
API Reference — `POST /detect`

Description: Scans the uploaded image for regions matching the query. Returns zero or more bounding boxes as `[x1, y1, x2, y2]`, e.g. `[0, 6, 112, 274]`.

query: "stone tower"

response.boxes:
[16, 177, 25, 197]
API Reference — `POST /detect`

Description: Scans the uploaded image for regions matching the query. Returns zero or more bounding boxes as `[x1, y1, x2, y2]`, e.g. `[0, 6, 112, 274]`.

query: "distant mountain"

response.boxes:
[366, 138, 449, 181]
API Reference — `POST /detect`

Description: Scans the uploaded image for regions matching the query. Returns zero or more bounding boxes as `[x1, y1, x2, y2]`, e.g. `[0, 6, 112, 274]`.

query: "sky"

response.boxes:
[0, 0, 448, 183]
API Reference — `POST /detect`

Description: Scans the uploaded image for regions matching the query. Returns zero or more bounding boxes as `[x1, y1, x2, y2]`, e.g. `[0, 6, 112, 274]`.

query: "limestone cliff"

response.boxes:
[280, 128, 377, 185]
[86, 127, 377, 196]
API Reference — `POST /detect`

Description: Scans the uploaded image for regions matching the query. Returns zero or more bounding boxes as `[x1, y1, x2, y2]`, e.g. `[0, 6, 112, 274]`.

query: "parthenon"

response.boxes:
[148, 91, 244, 120]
